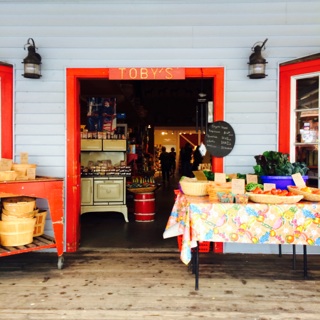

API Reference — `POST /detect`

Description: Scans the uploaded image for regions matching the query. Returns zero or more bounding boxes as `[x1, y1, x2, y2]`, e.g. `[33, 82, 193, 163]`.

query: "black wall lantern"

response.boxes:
[248, 38, 268, 79]
[22, 38, 42, 79]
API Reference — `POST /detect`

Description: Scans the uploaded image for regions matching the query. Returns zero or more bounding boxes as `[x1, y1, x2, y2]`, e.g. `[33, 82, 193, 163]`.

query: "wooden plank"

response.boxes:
[0, 251, 319, 319]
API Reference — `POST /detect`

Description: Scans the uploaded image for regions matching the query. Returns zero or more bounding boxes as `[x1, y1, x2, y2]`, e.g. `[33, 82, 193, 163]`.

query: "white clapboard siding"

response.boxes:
[0, 0, 319, 252]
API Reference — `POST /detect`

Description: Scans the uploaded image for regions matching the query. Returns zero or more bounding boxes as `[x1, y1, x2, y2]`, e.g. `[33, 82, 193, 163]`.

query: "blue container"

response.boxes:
[260, 176, 308, 190]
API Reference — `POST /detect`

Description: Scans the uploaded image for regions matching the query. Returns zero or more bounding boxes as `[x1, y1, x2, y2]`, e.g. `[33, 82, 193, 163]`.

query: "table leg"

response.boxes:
[303, 245, 308, 279]
[194, 242, 199, 290]
[292, 244, 296, 270]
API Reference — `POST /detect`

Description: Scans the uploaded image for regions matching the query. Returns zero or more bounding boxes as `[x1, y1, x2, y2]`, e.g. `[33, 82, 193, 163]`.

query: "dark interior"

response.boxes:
[79, 79, 213, 127]
[79, 79, 214, 250]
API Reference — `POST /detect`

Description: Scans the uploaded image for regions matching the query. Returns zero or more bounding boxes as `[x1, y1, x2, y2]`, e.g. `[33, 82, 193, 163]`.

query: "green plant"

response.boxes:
[253, 151, 309, 176]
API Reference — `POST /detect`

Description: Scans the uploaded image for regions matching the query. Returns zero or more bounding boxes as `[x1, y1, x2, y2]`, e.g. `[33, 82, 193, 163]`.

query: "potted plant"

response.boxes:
[253, 151, 309, 189]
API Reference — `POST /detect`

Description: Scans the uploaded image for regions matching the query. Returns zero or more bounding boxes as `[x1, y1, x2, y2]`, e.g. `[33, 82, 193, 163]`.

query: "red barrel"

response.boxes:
[134, 192, 155, 222]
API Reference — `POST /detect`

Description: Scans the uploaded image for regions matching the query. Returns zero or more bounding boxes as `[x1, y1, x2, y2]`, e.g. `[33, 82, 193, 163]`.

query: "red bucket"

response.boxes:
[134, 192, 155, 222]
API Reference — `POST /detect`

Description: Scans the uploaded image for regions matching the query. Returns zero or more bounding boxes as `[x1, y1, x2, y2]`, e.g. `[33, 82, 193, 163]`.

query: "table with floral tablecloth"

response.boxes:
[163, 192, 320, 265]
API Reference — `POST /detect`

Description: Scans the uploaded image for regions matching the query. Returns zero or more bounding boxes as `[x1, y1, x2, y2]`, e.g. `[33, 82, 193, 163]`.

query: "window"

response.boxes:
[293, 75, 319, 186]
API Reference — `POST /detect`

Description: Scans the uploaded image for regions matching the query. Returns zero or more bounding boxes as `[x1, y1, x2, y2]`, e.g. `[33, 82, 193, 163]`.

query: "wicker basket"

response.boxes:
[180, 179, 209, 196]
[0, 171, 17, 181]
[0, 218, 36, 246]
[33, 210, 47, 237]
[0, 158, 13, 171]
[12, 163, 36, 179]
[2, 197, 36, 214]
[247, 193, 303, 204]
[127, 186, 157, 194]
[207, 181, 232, 202]
[288, 186, 320, 202]
[2, 208, 38, 220]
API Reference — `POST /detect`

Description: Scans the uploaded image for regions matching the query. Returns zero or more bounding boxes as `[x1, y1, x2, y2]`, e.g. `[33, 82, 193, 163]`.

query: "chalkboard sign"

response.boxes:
[205, 121, 235, 157]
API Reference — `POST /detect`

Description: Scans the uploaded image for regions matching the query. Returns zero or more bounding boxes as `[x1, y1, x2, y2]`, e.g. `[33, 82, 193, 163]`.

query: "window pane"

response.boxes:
[295, 76, 319, 186]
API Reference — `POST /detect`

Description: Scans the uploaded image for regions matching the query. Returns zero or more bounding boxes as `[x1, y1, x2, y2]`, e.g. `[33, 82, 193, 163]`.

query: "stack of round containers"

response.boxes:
[0, 197, 37, 246]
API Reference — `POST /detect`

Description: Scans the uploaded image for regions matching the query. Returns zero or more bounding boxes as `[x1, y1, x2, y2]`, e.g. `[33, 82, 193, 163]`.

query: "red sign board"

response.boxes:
[109, 67, 185, 80]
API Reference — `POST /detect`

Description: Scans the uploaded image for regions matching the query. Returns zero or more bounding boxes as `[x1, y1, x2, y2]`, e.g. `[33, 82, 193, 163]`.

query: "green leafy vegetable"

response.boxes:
[245, 183, 264, 192]
[253, 151, 308, 176]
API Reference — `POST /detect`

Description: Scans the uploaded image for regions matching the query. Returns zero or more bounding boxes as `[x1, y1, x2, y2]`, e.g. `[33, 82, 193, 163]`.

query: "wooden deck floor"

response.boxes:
[0, 250, 320, 320]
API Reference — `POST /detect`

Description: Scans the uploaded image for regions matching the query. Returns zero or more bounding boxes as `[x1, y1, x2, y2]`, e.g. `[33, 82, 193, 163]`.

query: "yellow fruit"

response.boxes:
[270, 230, 276, 237]
[313, 217, 320, 224]
[286, 235, 294, 244]
[230, 233, 239, 241]
[301, 187, 312, 193]
[251, 237, 258, 244]
[257, 215, 265, 222]
[307, 238, 314, 245]
[240, 223, 247, 230]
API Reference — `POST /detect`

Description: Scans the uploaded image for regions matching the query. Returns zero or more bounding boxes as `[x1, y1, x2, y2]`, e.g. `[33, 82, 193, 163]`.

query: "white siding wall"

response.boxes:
[0, 0, 320, 252]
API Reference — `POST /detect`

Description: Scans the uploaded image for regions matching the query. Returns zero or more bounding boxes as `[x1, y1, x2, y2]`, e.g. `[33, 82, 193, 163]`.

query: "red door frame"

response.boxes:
[279, 57, 320, 153]
[0, 63, 13, 159]
[66, 67, 225, 252]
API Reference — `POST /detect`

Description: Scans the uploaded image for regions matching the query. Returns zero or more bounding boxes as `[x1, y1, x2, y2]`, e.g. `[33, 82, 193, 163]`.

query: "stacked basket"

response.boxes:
[0, 197, 46, 246]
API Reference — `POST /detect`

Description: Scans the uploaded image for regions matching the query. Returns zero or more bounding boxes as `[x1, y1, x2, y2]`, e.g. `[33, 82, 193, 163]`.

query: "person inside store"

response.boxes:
[159, 146, 171, 183]
[169, 147, 176, 176]
[192, 145, 203, 172]
[180, 142, 193, 177]
[87, 98, 115, 132]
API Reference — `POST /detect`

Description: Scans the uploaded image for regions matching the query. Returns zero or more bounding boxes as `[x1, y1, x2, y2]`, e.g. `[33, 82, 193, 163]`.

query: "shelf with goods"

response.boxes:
[0, 177, 64, 270]
[80, 131, 131, 222]
[153, 144, 162, 177]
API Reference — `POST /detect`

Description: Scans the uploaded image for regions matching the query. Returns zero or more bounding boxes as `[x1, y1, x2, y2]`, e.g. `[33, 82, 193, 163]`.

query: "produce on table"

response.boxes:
[250, 187, 295, 196]
[289, 186, 320, 195]
[253, 151, 308, 176]
[245, 182, 264, 192]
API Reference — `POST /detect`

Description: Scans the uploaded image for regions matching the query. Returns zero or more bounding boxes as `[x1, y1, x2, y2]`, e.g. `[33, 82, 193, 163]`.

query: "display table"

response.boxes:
[163, 192, 320, 289]
[0, 177, 64, 269]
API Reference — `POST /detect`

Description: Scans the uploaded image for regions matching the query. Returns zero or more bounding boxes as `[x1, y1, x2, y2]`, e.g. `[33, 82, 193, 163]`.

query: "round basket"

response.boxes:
[0, 171, 17, 181]
[287, 186, 320, 202]
[247, 193, 303, 204]
[127, 186, 157, 194]
[2, 208, 38, 219]
[12, 163, 36, 179]
[180, 180, 209, 196]
[2, 197, 36, 214]
[0, 218, 36, 246]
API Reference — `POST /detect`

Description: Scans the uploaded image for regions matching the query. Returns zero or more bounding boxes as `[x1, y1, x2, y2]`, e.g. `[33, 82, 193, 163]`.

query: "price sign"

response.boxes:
[205, 121, 236, 157]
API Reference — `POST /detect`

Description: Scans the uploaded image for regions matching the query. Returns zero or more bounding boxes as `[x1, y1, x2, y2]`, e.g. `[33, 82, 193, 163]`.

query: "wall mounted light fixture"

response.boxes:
[248, 38, 268, 79]
[22, 38, 42, 79]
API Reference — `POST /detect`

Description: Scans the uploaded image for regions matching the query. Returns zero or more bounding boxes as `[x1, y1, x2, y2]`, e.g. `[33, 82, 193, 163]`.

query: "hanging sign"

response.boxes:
[205, 121, 236, 157]
[109, 67, 185, 80]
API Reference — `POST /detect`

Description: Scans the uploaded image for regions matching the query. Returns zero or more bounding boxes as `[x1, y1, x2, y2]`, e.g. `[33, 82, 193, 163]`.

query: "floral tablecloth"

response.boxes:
[163, 192, 320, 265]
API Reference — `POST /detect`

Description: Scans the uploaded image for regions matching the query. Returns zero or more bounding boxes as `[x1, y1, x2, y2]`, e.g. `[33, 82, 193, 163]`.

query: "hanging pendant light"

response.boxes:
[22, 38, 42, 79]
[248, 38, 268, 79]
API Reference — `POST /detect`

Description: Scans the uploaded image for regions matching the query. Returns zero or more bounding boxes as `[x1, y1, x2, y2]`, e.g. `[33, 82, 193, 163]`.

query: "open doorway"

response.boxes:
[66, 67, 225, 252]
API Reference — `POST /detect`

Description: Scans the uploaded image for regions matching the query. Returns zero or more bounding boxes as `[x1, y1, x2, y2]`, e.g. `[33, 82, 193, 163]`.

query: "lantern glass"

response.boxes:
[23, 63, 41, 78]
[249, 63, 266, 76]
